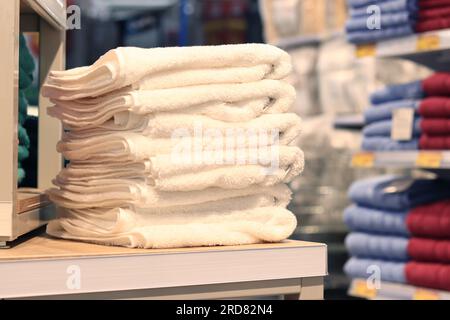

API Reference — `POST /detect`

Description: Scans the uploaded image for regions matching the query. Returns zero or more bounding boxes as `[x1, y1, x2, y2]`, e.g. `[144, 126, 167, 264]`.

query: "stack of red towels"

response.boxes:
[406, 200, 450, 291]
[419, 73, 450, 149]
[417, 0, 450, 33]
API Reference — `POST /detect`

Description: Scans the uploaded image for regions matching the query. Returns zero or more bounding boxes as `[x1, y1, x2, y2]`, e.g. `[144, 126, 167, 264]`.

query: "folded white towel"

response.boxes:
[48, 80, 295, 129]
[47, 183, 292, 209]
[57, 129, 296, 162]
[46, 206, 297, 248]
[65, 113, 302, 145]
[42, 44, 292, 100]
[53, 146, 304, 192]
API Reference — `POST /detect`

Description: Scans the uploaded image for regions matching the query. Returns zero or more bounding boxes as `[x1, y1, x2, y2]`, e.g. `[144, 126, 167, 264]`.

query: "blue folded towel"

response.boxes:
[370, 81, 424, 105]
[348, 0, 392, 8]
[344, 257, 406, 283]
[348, 175, 450, 211]
[346, 11, 415, 32]
[346, 232, 409, 261]
[347, 24, 414, 44]
[344, 205, 409, 236]
[349, 0, 418, 17]
[364, 99, 419, 124]
[362, 118, 421, 137]
[362, 136, 418, 151]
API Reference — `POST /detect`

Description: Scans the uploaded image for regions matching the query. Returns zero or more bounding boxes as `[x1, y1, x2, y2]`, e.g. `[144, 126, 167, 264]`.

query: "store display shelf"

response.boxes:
[0, 235, 327, 299]
[349, 278, 450, 300]
[334, 114, 365, 130]
[351, 150, 450, 169]
[21, 0, 66, 30]
[356, 29, 450, 70]
[275, 31, 344, 50]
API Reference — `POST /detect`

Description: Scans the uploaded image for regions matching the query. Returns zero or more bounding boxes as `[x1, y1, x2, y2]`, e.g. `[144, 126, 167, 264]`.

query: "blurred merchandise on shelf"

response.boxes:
[259, 0, 347, 44]
[346, 0, 450, 45]
[361, 72, 450, 151]
[344, 174, 450, 292]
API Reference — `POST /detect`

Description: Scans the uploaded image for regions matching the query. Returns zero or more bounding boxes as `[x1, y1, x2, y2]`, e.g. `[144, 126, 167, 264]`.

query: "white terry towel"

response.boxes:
[47, 80, 295, 129]
[53, 146, 304, 192]
[47, 183, 292, 210]
[57, 129, 297, 162]
[46, 206, 297, 248]
[42, 44, 292, 100]
[65, 113, 302, 145]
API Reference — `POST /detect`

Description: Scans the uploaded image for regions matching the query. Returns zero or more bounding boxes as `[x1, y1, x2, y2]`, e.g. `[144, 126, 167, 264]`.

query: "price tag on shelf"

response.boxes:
[416, 152, 443, 168]
[352, 152, 375, 168]
[414, 289, 440, 300]
[417, 34, 440, 51]
[356, 44, 376, 58]
[352, 280, 377, 299]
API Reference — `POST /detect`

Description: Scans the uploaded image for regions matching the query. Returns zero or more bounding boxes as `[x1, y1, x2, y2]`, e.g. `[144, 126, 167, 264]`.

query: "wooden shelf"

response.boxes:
[0, 236, 327, 299]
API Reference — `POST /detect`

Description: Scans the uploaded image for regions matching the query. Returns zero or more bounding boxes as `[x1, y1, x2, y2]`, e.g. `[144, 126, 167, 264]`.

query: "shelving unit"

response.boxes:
[0, 235, 327, 300]
[334, 114, 365, 130]
[355, 29, 450, 70]
[349, 278, 450, 300]
[0, 0, 65, 246]
[351, 151, 450, 169]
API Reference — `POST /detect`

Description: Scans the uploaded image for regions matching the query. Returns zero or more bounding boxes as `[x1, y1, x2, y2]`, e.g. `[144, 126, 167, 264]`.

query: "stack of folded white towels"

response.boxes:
[42, 44, 304, 249]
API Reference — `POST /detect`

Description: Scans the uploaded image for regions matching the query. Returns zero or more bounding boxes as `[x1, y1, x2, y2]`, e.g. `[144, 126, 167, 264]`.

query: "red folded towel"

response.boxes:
[416, 17, 450, 33]
[407, 200, 450, 238]
[408, 238, 450, 263]
[405, 262, 450, 291]
[419, 97, 450, 117]
[419, 0, 450, 9]
[420, 6, 450, 19]
[422, 73, 450, 96]
[421, 119, 450, 135]
[419, 134, 450, 149]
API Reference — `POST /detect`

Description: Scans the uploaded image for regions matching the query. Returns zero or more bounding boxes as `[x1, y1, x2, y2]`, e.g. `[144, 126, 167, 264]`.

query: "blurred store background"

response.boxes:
[32, 0, 434, 299]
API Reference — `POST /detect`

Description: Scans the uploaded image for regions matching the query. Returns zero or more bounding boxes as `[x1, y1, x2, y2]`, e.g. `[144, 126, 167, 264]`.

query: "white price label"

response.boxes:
[391, 108, 414, 141]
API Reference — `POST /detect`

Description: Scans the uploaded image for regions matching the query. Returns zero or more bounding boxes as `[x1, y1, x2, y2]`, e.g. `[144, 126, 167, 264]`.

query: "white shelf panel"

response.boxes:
[0, 236, 327, 299]
[334, 114, 365, 129]
[351, 151, 450, 169]
[349, 278, 450, 300]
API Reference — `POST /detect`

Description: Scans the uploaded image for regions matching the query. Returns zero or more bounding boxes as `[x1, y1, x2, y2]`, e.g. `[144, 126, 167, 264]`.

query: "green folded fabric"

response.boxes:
[18, 145, 29, 162]
[19, 66, 33, 90]
[17, 167, 26, 184]
[19, 34, 35, 76]
[18, 125, 30, 149]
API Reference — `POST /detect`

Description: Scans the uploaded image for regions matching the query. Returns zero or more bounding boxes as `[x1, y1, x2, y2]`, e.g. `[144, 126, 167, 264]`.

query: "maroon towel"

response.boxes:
[419, 0, 450, 9]
[419, 97, 450, 117]
[420, 6, 450, 19]
[419, 134, 450, 149]
[405, 262, 450, 291]
[421, 119, 450, 135]
[422, 73, 450, 96]
[407, 200, 450, 238]
[408, 238, 450, 263]
[416, 17, 450, 33]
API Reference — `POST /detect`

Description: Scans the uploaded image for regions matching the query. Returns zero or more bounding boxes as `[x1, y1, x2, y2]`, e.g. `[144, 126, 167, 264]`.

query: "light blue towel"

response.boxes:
[370, 81, 424, 105]
[344, 257, 406, 283]
[344, 205, 409, 236]
[346, 11, 415, 32]
[345, 232, 409, 261]
[348, 175, 450, 211]
[362, 136, 418, 151]
[362, 118, 421, 137]
[348, 0, 392, 8]
[364, 99, 419, 124]
[347, 24, 414, 44]
[349, 0, 418, 17]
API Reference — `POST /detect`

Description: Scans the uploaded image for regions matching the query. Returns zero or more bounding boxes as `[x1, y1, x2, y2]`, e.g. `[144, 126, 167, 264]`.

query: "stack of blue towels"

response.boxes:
[362, 81, 423, 151]
[346, 0, 418, 44]
[343, 174, 450, 283]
